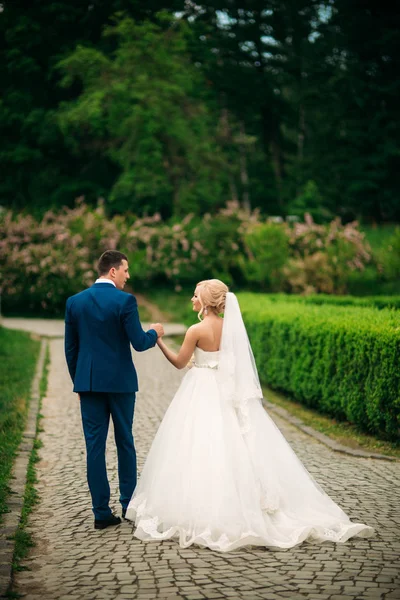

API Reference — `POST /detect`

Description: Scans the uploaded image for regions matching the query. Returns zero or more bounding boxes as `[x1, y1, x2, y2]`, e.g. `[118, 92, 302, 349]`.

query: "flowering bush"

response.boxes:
[137, 206, 251, 287]
[0, 201, 373, 315]
[284, 214, 372, 294]
[0, 199, 134, 314]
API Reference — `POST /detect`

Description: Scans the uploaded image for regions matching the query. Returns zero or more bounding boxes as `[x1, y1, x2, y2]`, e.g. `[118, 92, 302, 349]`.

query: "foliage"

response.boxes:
[377, 228, 400, 281]
[240, 223, 290, 291]
[238, 293, 400, 441]
[0, 327, 40, 522]
[145, 289, 400, 330]
[1, 2, 399, 221]
[361, 225, 398, 252]
[0, 0, 164, 213]
[0, 203, 375, 314]
[348, 226, 400, 296]
[262, 293, 400, 310]
[287, 181, 334, 223]
[56, 15, 228, 217]
[307, 0, 400, 221]
[284, 214, 372, 294]
[0, 201, 120, 314]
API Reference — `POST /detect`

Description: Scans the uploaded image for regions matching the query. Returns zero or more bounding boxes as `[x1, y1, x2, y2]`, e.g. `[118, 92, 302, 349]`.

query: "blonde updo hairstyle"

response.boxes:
[196, 279, 229, 321]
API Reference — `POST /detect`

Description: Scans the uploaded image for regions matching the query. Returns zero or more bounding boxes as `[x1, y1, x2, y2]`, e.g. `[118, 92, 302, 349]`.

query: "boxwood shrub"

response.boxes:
[264, 294, 400, 310]
[238, 293, 400, 441]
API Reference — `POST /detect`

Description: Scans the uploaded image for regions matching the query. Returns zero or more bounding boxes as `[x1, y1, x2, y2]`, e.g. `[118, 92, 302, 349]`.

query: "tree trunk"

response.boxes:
[297, 103, 305, 195]
[220, 108, 239, 203]
[239, 122, 250, 212]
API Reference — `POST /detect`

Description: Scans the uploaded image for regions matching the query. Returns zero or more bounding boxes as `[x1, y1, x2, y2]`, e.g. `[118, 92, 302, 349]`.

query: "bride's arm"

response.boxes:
[157, 325, 199, 370]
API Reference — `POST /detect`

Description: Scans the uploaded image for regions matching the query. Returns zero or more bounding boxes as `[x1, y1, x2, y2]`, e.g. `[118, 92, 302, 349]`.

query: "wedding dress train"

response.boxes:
[126, 295, 373, 552]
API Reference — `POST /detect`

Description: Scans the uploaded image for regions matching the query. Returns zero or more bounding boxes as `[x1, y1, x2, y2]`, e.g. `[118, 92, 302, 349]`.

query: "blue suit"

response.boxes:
[65, 282, 157, 519]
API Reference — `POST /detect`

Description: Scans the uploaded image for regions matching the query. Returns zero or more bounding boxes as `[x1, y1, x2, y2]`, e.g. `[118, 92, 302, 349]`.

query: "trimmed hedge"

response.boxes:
[264, 293, 400, 310]
[238, 293, 400, 441]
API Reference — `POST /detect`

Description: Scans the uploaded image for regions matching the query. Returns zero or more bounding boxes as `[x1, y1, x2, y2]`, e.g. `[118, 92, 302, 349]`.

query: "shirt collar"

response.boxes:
[94, 278, 116, 287]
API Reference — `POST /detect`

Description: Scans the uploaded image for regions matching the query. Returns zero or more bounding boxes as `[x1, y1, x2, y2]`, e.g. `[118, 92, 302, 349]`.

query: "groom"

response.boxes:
[64, 250, 164, 529]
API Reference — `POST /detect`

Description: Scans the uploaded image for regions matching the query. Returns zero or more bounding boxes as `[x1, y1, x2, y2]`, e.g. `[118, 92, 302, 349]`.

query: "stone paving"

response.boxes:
[6, 321, 400, 600]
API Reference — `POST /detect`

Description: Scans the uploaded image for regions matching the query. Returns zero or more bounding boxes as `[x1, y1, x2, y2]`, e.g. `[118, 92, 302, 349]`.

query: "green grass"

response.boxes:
[12, 438, 43, 570]
[143, 286, 195, 324]
[137, 304, 152, 322]
[12, 344, 49, 571]
[0, 327, 40, 524]
[265, 386, 400, 459]
[39, 344, 50, 399]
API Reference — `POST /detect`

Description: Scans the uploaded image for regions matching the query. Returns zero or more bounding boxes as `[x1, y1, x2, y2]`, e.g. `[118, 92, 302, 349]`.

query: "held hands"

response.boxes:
[150, 323, 164, 338]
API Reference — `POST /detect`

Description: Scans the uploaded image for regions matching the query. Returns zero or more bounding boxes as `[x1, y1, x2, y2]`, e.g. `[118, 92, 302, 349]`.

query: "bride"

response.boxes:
[126, 279, 373, 552]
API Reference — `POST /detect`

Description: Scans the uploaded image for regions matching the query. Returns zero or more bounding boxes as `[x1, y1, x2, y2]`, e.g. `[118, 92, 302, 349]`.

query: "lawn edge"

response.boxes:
[263, 393, 398, 462]
[0, 338, 47, 597]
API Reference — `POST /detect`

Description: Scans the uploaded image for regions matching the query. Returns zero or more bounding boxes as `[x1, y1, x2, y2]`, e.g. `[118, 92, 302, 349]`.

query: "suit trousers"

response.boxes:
[80, 392, 136, 520]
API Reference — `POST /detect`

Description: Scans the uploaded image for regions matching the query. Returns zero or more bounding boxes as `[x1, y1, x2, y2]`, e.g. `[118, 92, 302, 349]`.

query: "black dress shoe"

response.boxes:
[94, 514, 121, 530]
[122, 508, 127, 519]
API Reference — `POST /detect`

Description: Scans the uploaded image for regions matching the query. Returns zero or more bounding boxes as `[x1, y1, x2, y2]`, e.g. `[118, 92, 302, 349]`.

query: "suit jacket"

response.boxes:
[64, 283, 157, 393]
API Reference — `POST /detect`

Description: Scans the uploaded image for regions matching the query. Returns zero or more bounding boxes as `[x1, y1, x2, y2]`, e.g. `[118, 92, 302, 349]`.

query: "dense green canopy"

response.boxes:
[1, 1, 399, 221]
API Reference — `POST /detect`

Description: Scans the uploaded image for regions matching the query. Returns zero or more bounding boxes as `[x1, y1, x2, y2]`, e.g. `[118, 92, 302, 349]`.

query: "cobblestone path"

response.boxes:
[11, 334, 400, 600]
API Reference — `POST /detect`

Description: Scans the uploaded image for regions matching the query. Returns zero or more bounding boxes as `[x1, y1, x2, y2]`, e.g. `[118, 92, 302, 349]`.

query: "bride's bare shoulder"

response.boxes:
[187, 322, 205, 335]
[192, 318, 223, 340]
[189, 318, 223, 335]
[185, 321, 209, 340]
[184, 322, 203, 340]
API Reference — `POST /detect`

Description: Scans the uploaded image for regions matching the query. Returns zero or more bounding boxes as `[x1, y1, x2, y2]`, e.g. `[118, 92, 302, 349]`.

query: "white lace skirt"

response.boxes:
[126, 368, 373, 552]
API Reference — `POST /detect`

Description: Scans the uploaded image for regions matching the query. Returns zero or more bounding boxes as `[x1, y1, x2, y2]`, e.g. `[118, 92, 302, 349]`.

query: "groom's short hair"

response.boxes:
[98, 250, 128, 275]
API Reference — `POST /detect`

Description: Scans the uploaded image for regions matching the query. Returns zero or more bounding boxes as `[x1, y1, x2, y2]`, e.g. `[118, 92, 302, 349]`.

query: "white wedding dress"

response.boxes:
[126, 294, 373, 552]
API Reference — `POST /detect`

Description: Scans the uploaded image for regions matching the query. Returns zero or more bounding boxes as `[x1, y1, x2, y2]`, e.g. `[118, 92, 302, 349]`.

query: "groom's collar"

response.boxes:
[94, 278, 116, 287]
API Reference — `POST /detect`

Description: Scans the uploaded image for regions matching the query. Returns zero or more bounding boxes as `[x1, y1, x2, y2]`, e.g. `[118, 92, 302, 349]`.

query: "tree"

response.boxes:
[308, 0, 400, 222]
[181, 0, 400, 221]
[0, 0, 186, 213]
[1, 0, 399, 221]
[180, 0, 324, 212]
[57, 15, 229, 217]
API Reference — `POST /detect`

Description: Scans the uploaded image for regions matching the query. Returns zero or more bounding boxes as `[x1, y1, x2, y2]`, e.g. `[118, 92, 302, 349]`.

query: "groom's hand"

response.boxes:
[150, 323, 164, 338]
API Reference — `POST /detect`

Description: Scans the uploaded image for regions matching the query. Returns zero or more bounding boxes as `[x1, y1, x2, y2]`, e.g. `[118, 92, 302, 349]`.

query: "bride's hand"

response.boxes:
[150, 323, 164, 338]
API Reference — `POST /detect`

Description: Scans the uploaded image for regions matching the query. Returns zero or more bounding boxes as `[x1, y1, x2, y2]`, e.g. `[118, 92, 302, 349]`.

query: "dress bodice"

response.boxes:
[193, 347, 219, 369]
